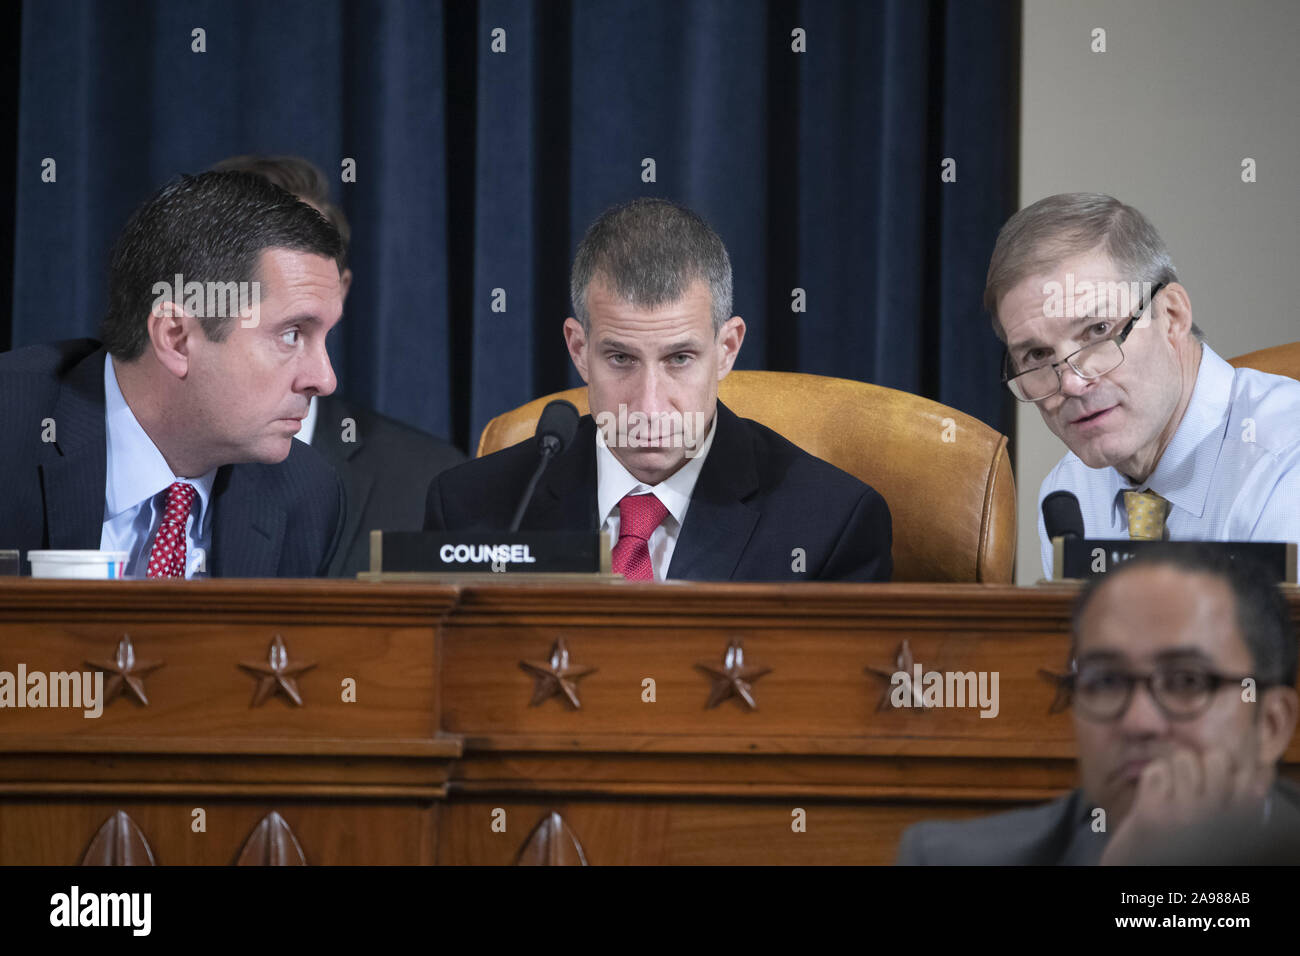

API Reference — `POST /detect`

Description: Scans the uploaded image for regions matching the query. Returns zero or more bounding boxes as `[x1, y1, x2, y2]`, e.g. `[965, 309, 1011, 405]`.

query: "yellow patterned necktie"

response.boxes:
[1123, 490, 1170, 541]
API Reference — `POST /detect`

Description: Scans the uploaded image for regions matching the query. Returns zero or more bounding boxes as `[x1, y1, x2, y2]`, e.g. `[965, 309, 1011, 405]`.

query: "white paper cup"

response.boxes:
[27, 550, 130, 579]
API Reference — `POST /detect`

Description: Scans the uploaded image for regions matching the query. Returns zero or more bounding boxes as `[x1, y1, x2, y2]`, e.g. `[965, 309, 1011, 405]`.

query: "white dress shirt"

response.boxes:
[1037, 344, 1300, 578]
[99, 353, 216, 578]
[294, 394, 320, 445]
[596, 413, 717, 581]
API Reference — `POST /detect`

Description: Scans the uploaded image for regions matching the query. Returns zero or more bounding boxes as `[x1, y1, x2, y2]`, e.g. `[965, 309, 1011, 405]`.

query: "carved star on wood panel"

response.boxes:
[865, 638, 930, 712]
[696, 638, 771, 710]
[519, 637, 596, 709]
[86, 635, 163, 706]
[239, 634, 316, 707]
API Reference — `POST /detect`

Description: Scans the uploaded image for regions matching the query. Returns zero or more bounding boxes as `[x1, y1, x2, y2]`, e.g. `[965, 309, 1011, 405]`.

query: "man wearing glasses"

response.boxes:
[897, 545, 1299, 864]
[985, 193, 1300, 579]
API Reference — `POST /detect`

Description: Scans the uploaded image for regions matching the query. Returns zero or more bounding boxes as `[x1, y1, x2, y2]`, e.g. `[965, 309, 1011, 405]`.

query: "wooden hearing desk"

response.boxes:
[1, 579, 1297, 865]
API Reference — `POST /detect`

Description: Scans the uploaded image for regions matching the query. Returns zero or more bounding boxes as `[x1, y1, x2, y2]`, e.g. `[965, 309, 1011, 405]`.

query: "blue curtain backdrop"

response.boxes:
[5, 0, 1019, 454]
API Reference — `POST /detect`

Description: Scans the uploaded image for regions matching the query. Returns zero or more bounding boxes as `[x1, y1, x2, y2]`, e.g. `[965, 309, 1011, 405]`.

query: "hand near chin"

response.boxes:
[1100, 746, 1270, 865]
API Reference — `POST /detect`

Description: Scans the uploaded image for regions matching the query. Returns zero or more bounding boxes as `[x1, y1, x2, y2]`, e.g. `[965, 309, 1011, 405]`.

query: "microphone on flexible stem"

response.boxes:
[1042, 490, 1085, 542]
[507, 400, 581, 533]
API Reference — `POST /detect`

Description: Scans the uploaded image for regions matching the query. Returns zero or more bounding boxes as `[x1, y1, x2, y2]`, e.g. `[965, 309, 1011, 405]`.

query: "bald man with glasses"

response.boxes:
[983, 193, 1300, 579]
[897, 545, 1300, 865]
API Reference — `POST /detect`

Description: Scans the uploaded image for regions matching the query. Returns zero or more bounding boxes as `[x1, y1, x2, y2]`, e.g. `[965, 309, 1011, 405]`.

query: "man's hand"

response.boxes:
[1100, 746, 1271, 865]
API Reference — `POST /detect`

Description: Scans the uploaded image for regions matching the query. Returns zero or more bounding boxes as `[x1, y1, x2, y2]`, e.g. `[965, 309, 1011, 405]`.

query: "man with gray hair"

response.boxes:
[984, 193, 1300, 578]
[424, 197, 892, 581]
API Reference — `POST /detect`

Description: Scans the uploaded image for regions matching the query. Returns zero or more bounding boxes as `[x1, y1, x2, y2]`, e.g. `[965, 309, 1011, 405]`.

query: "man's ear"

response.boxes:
[715, 316, 746, 381]
[1158, 282, 1194, 342]
[146, 301, 195, 379]
[340, 267, 353, 304]
[563, 317, 590, 384]
[1258, 686, 1299, 767]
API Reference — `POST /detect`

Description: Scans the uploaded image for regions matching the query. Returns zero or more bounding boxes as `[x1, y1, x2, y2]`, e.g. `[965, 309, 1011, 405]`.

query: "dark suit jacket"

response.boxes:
[424, 401, 892, 581]
[0, 338, 344, 577]
[310, 393, 465, 578]
[896, 779, 1300, 865]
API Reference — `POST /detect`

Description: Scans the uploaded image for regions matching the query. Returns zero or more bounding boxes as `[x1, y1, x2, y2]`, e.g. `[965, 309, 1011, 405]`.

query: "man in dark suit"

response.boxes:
[0, 171, 346, 577]
[897, 545, 1300, 864]
[425, 198, 891, 582]
[310, 397, 465, 577]
[211, 154, 467, 578]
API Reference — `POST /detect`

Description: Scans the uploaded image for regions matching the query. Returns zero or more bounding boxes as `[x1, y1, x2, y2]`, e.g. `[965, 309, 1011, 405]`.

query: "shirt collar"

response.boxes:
[596, 410, 717, 528]
[295, 394, 319, 446]
[103, 352, 216, 528]
[1110, 343, 1234, 522]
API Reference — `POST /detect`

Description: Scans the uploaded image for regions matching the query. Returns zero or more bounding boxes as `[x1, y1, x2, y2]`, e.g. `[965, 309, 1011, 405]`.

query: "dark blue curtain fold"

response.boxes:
[6, 0, 1018, 453]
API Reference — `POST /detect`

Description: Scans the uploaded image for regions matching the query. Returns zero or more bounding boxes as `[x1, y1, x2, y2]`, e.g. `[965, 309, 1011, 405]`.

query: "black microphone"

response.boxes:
[508, 400, 580, 532]
[1042, 490, 1085, 541]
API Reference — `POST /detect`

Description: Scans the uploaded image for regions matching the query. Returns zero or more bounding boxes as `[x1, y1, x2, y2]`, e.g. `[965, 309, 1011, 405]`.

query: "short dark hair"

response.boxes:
[1071, 544, 1298, 687]
[100, 171, 343, 360]
[210, 154, 351, 268]
[570, 198, 733, 334]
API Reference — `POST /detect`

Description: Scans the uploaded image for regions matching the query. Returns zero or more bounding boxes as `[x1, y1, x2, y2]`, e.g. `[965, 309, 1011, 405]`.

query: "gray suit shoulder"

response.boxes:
[896, 791, 1083, 865]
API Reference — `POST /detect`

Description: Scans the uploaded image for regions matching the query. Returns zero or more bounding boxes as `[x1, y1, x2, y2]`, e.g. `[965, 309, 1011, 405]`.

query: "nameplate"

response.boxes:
[370, 531, 611, 575]
[1051, 538, 1297, 583]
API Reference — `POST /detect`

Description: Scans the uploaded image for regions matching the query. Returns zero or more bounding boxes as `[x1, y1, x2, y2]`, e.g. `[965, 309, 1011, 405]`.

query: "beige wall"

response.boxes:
[1015, 0, 1300, 583]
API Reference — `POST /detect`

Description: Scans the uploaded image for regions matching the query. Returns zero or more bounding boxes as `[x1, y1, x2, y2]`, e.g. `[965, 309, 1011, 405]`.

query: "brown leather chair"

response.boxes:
[1228, 341, 1300, 380]
[476, 371, 1017, 583]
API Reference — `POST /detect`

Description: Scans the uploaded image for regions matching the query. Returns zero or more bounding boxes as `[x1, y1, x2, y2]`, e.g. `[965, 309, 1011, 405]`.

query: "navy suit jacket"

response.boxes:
[424, 401, 892, 581]
[310, 393, 466, 578]
[896, 779, 1300, 865]
[0, 339, 344, 577]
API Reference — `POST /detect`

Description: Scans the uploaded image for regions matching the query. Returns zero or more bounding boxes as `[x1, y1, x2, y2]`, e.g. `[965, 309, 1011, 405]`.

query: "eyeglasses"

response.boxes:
[1057, 663, 1265, 722]
[1002, 282, 1166, 403]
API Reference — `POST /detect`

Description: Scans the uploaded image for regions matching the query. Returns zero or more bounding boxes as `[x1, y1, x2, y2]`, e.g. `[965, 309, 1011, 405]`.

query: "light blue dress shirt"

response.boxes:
[99, 353, 216, 578]
[1037, 344, 1300, 579]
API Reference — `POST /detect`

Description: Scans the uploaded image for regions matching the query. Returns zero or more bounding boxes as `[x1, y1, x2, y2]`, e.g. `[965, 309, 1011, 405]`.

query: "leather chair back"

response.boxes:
[1228, 342, 1300, 380]
[477, 371, 1016, 582]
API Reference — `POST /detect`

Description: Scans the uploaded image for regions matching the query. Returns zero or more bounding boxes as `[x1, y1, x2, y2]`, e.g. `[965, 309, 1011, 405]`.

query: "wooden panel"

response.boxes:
[0, 799, 438, 865]
[437, 798, 1009, 865]
[0, 579, 457, 751]
[1, 579, 1296, 865]
[0, 622, 435, 742]
[441, 622, 1076, 751]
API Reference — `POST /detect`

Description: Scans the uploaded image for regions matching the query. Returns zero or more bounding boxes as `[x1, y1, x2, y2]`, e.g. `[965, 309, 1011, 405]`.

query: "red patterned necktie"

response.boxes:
[611, 493, 669, 581]
[146, 481, 197, 579]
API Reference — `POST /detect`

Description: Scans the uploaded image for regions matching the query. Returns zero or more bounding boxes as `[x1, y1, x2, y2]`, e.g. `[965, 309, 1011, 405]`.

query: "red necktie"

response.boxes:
[146, 481, 197, 579]
[611, 493, 669, 581]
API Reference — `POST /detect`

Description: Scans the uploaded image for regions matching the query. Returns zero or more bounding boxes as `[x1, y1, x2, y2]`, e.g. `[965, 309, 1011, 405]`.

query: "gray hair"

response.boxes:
[984, 192, 1201, 340]
[570, 198, 733, 335]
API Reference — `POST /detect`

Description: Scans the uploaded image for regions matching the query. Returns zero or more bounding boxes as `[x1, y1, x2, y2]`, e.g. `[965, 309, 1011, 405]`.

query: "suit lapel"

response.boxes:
[39, 347, 110, 549]
[526, 416, 599, 531]
[210, 464, 287, 577]
[667, 402, 759, 581]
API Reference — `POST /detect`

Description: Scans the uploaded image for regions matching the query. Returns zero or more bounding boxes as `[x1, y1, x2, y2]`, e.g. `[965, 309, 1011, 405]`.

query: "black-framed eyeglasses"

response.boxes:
[1055, 662, 1266, 722]
[1002, 282, 1167, 403]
